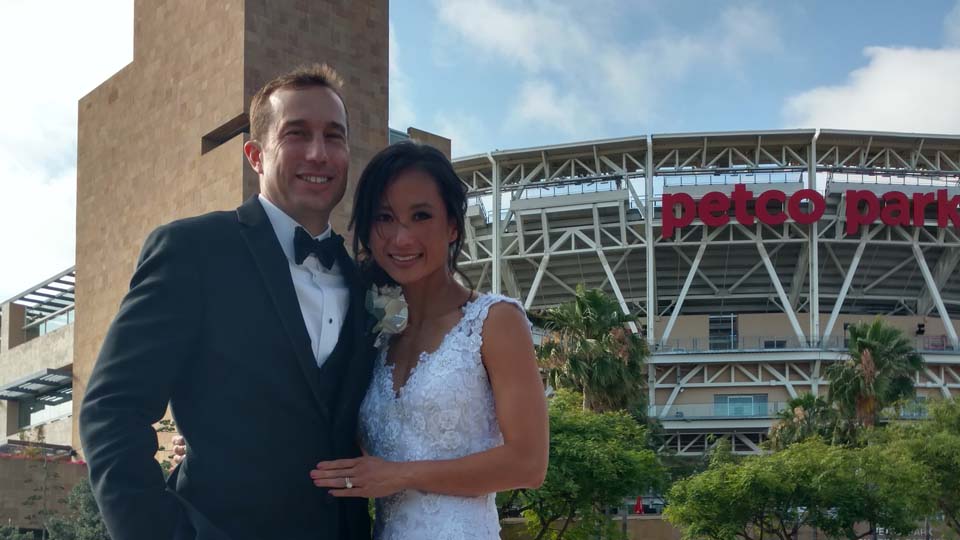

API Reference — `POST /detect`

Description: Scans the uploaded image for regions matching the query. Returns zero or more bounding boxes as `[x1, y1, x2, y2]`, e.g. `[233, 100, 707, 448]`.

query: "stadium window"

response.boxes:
[709, 314, 738, 350]
[714, 394, 769, 417]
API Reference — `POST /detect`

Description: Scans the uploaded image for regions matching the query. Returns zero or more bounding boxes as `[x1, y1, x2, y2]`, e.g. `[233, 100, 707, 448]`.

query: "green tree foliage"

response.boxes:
[826, 318, 923, 429]
[505, 389, 662, 540]
[665, 439, 930, 540]
[0, 523, 34, 540]
[534, 286, 647, 413]
[884, 399, 960, 535]
[767, 393, 848, 450]
[44, 479, 111, 540]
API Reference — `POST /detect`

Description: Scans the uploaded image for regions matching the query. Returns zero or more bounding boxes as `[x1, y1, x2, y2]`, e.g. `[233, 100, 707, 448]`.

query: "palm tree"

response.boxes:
[767, 393, 837, 450]
[825, 318, 924, 429]
[533, 286, 648, 413]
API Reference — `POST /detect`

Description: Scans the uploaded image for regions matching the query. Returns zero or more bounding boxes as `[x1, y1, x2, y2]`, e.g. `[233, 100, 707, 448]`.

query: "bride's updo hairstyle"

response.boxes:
[350, 141, 469, 287]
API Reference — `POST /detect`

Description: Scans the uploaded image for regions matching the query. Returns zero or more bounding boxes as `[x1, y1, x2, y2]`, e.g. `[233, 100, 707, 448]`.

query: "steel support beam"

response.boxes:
[489, 154, 501, 294]
[918, 247, 960, 315]
[660, 366, 703, 418]
[789, 242, 809, 309]
[645, 136, 656, 415]
[476, 262, 490, 290]
[645, 135, 656, 346]
[525, 255, 551, 309]
[660, 227, 721, 346]
[822, 226, 879, 346]
[501, 260, 521, 299]
[808, 130, 821, 345]
[738, 225, 808, 346]
[899, 228, 960, 349]
[597, 250, 638, 333]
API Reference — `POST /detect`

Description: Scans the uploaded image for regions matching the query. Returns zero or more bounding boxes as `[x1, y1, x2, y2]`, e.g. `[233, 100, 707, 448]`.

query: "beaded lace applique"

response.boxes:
[358, 294, 525, 540]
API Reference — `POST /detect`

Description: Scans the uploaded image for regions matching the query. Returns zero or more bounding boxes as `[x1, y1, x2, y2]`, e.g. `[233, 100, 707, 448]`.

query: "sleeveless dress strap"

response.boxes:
[465, 294, 530, 339]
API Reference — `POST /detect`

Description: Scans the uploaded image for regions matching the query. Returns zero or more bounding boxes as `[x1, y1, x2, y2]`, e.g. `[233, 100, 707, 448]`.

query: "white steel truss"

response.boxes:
[455, 129, 960, 342]
[454, 129, 960, 454]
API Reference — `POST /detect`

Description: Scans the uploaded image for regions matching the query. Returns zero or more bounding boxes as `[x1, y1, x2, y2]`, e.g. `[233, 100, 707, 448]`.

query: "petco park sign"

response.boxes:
[661, 185, 960, 238]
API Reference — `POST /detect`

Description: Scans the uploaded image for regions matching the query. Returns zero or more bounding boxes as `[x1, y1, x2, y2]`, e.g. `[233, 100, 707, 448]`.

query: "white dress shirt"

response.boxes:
[258, 195, 350, 368]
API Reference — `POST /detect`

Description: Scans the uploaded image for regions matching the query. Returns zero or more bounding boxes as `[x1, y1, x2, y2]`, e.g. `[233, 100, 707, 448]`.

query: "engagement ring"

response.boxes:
[344, 477, 353, 489]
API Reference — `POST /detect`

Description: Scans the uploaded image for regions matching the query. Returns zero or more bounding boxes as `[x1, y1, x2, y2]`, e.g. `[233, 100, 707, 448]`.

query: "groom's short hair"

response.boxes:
[249, 63, 348, 142]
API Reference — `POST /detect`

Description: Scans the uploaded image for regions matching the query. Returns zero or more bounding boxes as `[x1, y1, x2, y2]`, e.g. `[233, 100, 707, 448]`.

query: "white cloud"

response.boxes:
[783, 47, 960, 133]
[946, 0, 960, 47]
[389, 22, 417, 130]
[0, 0, 133, 300]
[434, 0, 778, 136]
[432, 112, 485, 158]
[434, 0, 592, 73]
[0, 167, 76, 301]
[508, 80, 598, 137]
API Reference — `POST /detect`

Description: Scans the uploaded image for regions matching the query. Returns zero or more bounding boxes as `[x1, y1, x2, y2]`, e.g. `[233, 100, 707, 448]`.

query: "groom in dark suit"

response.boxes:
[79, 64, 375, 540]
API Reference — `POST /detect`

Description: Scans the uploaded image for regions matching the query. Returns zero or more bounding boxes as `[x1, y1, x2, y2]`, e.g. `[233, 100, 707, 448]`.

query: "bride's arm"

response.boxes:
[311, 303, 549, 498]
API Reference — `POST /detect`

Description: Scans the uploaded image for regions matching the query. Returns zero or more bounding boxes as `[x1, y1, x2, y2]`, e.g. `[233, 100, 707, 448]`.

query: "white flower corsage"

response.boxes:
[365, 284, 408, 349]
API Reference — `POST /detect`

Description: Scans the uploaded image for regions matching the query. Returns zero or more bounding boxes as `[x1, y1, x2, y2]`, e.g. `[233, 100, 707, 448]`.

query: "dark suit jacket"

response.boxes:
[79, 196, 376, 540]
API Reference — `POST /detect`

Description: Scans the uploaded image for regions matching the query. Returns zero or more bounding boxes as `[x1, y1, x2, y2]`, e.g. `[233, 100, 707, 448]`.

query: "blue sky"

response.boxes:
[390, 0, 960, 156]
[1, 0, 959, 300]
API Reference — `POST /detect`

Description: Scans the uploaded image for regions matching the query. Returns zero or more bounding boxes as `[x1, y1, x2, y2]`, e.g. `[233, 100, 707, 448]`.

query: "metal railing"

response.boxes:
[657, 334, 958, 354]
[651, 401, 930, 421]
[23, 305, 75, 337]
[827, 172, 960, 188]
[651, 401, 790, 420]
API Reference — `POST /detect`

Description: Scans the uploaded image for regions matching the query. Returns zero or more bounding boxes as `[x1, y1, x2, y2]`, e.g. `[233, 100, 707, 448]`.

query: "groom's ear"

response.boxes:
[243, 140, 264, 174]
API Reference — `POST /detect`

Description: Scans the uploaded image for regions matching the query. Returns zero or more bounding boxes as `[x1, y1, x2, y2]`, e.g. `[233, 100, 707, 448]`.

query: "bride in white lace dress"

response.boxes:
[309, 142, 549, 539]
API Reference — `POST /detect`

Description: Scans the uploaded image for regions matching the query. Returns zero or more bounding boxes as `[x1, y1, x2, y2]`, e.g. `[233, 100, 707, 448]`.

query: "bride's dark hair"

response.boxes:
[350, 141, 470, 287]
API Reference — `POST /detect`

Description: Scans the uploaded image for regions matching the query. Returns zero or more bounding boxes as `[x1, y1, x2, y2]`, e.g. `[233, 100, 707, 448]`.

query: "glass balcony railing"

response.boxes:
[22, 306, 75, 338]
[657, 335, 958, 354]
[651, 402, 790, 420]
[650, 401, 929, 421]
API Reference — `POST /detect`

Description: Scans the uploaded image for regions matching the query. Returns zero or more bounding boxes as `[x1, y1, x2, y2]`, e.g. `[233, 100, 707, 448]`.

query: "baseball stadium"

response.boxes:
[451, 128, 960, 454]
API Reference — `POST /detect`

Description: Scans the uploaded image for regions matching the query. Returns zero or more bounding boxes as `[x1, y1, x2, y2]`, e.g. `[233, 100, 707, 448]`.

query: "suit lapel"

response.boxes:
[236, 196, 330, 418]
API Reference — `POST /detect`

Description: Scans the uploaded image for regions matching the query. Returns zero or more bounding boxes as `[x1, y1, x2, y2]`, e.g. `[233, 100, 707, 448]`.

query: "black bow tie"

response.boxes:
[294, 227, 344, 269]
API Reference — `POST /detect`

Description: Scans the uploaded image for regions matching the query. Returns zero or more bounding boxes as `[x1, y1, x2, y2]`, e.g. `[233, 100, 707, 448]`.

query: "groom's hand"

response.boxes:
[310, 456, 407, 498]
[171, 435, 186, 465]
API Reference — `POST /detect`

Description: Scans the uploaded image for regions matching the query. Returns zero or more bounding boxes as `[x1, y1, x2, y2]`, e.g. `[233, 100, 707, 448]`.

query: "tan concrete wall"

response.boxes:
[670, 386, 714, 406]
[664, 312, 960, 344]
[73, 0, 388, 454]
[663, 314, 708, 344]
[0, 325, 72, 383]
[407, 127, 452, 159]
[669, 386, 793, 406]
[0, 457, 88, 529]
[739, 312, 796, 339]
[0, 303, 27, 353]
[818, 313, 960, 344]
[0, 325, 73, 442]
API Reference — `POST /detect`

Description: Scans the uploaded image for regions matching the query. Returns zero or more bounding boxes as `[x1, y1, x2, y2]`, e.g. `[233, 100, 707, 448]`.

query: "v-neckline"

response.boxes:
[382, 295, 480, 399]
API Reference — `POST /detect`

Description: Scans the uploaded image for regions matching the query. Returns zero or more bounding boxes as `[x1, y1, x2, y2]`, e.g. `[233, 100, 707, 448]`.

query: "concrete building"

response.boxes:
[1, 268, 75, 450]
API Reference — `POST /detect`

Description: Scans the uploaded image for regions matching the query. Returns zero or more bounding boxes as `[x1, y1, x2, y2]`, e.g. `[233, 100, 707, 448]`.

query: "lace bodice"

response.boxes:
[358, 294, 524, 540]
